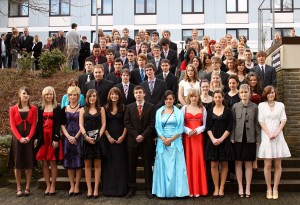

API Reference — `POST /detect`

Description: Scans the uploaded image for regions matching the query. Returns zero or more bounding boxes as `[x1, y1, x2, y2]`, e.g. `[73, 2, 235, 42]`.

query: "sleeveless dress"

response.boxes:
[152, 114, 189, 197]
[102, 109, 128, 196]
[82, 112, 103, 159]
[62, 111, 83, 169]
[183, 111, 208, 196]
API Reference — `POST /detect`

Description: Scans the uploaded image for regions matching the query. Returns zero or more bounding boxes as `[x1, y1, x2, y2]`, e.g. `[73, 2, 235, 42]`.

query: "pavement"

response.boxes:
[0, 181, 299, 205]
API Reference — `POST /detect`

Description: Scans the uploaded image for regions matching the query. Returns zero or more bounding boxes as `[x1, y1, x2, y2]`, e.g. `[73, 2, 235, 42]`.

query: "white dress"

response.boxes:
[257, 102, 291, 159]
[179, 80, 200, 97]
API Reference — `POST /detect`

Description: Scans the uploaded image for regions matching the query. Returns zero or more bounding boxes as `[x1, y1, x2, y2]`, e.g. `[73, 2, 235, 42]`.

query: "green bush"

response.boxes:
[17, 52, 34, 72]
[39, 49, 66, 78]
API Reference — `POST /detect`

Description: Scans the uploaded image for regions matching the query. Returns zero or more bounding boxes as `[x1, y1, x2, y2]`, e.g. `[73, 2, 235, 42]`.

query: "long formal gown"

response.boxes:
[257, 102, 291, 158]
[102, 109, 128, 196]
[62, 111, 83, 169]
[152, 114, 189, 197]
[183, 110, 208, 196]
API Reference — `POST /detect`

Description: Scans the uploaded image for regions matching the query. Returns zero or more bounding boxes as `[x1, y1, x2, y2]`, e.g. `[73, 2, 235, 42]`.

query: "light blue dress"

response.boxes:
[152, 106, 190, 198]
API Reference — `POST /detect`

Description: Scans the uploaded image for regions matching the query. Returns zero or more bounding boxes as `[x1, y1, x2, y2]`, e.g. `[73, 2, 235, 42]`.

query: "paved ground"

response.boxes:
[0, 182, 299, 205]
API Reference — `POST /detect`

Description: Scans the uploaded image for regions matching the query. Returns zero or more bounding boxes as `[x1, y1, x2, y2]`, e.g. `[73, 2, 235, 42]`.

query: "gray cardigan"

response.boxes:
[230, 101, 261, 143]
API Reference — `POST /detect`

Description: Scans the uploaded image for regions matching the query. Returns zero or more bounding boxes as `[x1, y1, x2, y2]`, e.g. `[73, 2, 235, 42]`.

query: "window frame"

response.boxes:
[49, 0, 71, 16]
[91, 0, 113, 16]
[91, 30, 112, 43]
[181, 0, 204, 14]
[226, 0, 248, 13]
[271, 0, 293, 13]
[182, 29, 204, 41]
[134, 0, 157, 15]
[8, 0, 29, 17]
[271, 27, 293, 39]
[226, 28, 249, 40]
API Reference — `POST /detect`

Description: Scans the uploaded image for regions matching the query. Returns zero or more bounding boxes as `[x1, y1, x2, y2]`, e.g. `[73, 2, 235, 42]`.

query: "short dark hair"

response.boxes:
[141, 42, 149, 48]
[145, 31, 150, 35]
[256, 50, 267, 57]
[152, 31, 159, 37]
[93, 43, 100, 49]
[145, 63, 156, 72]
[160, 38, 170, 46]
[127, 49, 136, 55]
[133, 85, 145, 93]
[114, 57, 122, 64]
[153, 45, 161, 50]
[227, 74, 239, 85]
[71, 23, 77, 29]
[82, 36, 87, 40]
[121, 68, 131, 76]
[164, 90, 175, 100]
[106, 48, 115, 55]
[161, 59, 170, 65]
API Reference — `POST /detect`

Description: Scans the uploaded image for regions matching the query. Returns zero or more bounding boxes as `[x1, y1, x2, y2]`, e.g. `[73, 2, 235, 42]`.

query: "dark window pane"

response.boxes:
[10, 3, 19, 16]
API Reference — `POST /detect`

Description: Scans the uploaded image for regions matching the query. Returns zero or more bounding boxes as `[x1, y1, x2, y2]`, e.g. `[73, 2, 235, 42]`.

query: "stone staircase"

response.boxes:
[38, 158, 300, 192]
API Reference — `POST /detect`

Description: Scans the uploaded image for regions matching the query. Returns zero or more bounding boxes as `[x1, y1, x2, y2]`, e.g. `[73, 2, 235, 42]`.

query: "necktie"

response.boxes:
[136, 45, 140, 54]
[164, 52, 168, 58]
[124, 84, 128, 99]
[95, 57, 98, 64]
[138, 105, 142, 118]
[155, 60, 159, 68]
[108, 63, 112, 73]
[163, 73, 167, 80]
[149, 81, 154, 95]
[140, 69, 145, 81]
[122, 57, 126, 65]
[129, 64, 133, 71]
[87, 74, 90, 82]
[261, 66, 265, 80]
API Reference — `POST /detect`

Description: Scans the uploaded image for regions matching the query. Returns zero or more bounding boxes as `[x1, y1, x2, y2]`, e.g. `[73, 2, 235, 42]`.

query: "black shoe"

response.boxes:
[68, 192, 74, 196]
[73, 192, 80, 196]
[49, 192, 56, 196]
[86, 194, 93, 199]
[93, 194, 99, 199]
[146, 190, 154, 199]
[125, 190, 135, 199]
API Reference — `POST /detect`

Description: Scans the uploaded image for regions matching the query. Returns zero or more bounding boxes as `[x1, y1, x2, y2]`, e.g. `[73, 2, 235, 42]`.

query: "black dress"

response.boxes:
[225, 92, 240, 109]
[205, 108, 235, 161]
[82, 112, 103, 159]
[233, 123, 256, 161]
[102, 108, 128, 196]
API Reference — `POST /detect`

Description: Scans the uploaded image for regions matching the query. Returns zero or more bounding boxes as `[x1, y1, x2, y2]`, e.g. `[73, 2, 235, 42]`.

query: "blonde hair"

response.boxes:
[186, 89, 202, 107]
[209, 71, 223, 92]
[41, 86, 57, 109]
[239, 84, 250, 94]
[67, 86, 81, 103]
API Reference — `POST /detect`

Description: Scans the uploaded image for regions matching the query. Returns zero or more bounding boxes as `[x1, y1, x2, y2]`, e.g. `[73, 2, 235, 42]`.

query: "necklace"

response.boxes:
[70, 104, 79, 109]
[268, 102, 275, 107]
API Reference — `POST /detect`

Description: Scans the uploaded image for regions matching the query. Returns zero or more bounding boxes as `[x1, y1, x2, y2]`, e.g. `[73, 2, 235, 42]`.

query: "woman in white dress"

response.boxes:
[257, 86, 291, 200]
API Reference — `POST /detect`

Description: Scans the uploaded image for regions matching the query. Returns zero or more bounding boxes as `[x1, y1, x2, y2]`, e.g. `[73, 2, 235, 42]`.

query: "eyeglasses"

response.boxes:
[211, 62, 219, 64]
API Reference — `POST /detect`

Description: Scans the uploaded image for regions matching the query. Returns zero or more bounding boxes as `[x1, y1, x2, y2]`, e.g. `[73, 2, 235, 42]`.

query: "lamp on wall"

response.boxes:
[96, 0, 101, 43]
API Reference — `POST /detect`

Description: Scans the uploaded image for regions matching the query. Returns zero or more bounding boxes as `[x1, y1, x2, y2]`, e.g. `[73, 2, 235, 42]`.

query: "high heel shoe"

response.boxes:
[266, 190, 273, 199]
[273, 190, 278, 200]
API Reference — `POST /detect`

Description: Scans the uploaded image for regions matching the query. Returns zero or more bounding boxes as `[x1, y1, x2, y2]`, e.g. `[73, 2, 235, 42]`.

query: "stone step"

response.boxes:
[252, 168, 300, 180]
[257, 158, 300, 168]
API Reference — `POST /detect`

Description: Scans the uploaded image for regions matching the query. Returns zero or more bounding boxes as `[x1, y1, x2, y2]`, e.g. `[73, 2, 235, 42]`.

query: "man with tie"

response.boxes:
[78, 59, 94, 92]
[252, 51, 276, 90]
[117, 46, 128, 65]
[140, 42, 154, 61]
[106, 57, 123, 85]
[83, 64, 113, 106]
[88, 43, 107, 65]
[124, 85, 155, 199]
[19, 27, 33, 53]
[115, 68, 136, 105]
[147, 45, 163, 74]
[130, 34, 142, 55]
[161, 30, 177, 53]
[102, 49, 115, 76]
[160, 38, 178, 74]
[130, 53, 148, 85]
[123, 49, 138, 71]
[140, 63, 167, 110]
[122, 27, 135, 48]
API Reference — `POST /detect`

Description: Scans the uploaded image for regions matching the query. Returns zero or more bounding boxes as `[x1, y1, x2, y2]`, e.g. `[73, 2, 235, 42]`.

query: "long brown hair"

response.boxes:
[105, 87, 124, 112]
[18, 86, 31, 109]
[84, 89, 101, 114]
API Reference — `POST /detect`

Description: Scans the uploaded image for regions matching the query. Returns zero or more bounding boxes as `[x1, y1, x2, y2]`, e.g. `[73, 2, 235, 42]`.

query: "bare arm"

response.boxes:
[178, 85, 186, 105]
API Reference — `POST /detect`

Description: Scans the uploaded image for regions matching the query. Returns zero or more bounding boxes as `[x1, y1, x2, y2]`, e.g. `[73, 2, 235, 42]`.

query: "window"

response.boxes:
[226, 0, 248, 13]
[272, 28, 293, 39]
[273, 0, 293, 12]
[226, 28, 249, 40]
[91, 0, 113, 15]
[134, 29, 157, 37]
[50, 0, 70, 16]
[91, 30, 112, 43]
[8, 0, 29, 17]
[135, 0, 156, 15]
[182, 29, 204, 41]
[182, 0, 204, 14]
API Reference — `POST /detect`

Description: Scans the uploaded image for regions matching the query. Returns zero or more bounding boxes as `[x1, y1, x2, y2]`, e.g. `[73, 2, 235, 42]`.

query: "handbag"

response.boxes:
[87, 129, 99, 141]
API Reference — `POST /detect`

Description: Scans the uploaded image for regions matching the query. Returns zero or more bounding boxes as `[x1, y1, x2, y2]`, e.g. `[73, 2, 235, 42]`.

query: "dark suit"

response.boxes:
[127, 37, 136, 49]
[205, 71, 230, 86]
[84, 79, 114, 106]
[130, 68, 148, 85]
[87, 55, 107, 65]
[169, 41, 178, 53]
[144, 53, 154, 61]
[160, 49, 178, 74]
[106, 72, 122, 85]
[147, 58, 163, 74]
[78, 73, 94, 93]
[140, 78, 167, 110]
[252, 64, 277, 89]
[114, 83, 136, 105]
[19, 35, 34, 53]
[79, 41, 91, 70]
[123, 62, 139, 71]
[102, 62, 115, 76]
[124, 101, 155, 191]
[156, 72, 178, 96]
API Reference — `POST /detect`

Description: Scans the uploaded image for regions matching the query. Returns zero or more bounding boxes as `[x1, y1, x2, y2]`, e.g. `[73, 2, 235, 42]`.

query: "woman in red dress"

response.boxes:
[8, 86, 37, 197]
[35, 86, 63, 196]
[182, 89, 208, 197]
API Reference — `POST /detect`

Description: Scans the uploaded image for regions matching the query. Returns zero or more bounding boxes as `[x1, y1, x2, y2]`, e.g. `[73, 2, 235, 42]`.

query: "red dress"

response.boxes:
[183, 112, 208, 196]
[36, 112, 63, 161]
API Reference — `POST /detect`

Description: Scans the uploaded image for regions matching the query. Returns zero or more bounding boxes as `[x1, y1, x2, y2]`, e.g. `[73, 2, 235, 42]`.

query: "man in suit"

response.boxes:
[252, 50, 277, 90]
[115, 45, 128, 65]
[123, 49, 138, 71]
[0, 33, 7, 68]
[130, 53, 148, 85]
[160, 38, 178, 75]
[162, 30, 177, 53]
[115, 68, 136, 105]
[147, 45, 163, 74]
[78, 59, 94, 92]
[124, 85, 155, 199]
[205, 56, 230, 86]
[123, 27, 135, 48]
[19, 28, 33, 53]
[140, 42, 153, 61]
[78, 36, 91, 71]
[84, 64, 113, 106]
[102, 49, 115, 76]
[99, 37, 108, 57]
[130, 34, 142, 55]
[140, 63, 167, 110]
[156, 59, 178, 96]
[106, 57, 122, 85]
[151, 31, 160, 46]
[88, 43, 107, 65]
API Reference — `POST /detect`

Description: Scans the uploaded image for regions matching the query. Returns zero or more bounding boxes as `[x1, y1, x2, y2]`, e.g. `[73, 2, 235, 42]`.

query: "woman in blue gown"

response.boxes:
[152, 90, 189, 198]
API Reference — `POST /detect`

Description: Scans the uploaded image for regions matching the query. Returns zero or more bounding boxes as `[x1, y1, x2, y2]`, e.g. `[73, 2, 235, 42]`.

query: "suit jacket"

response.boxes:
[102, 62, 115, 76]
[32, 42, 43, 57]
[147, 58, 163, 74]
[124, 101, 155, 148]
[123, 62, 139, 71]
[144, 53, 154, 61]
[106, 72, 122, 85]
[114, 82, 136, 105]
[156, 72, 178, 95]
[140, 78, 167, 110]
[205, 71, 230, 86]
[87, 55, 107, 65]
[130, 68, 148, 85]
[130, 44, 141, 54]
[78, 73, 94, 93]
[127, 37, 136, 48]
[84, 79, 114, 106]
[79, 41, 90, 57]
[160, 49, 178, 74]
[169, 41, 177, 53]
[252, 64, 277, 89]
[19, 35, 34, 52]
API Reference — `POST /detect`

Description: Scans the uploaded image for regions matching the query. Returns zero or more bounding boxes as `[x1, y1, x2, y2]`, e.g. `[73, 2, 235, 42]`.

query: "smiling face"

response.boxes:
[93, 67, 104, 81]
[68, 91, 79, 104]
[134, 89, 145, 102]
[249, 76, 258, 88]
[213, 92, 224, 106]
[267, 88, 276, 102]
[88, 91, 97, 104]
[228, 78, 238, 91]
[19, 89, 29, 103]
[44, 91, 54, 103]
[201, 81, 209, 94]
[164, 94, 175, 107]
[110, 91, 120, 102]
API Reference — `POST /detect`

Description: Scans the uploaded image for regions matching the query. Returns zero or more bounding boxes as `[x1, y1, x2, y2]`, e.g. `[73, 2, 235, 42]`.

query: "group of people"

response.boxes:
[8, 26, 292, 200]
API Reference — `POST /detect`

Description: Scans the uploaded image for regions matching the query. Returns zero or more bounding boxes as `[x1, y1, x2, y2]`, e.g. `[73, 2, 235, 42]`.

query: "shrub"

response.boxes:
[39, 49, 67, 78]
[17, 52, 34, 73]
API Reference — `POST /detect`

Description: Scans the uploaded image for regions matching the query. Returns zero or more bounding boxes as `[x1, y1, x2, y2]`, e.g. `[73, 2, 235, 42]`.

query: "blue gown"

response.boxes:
[152, 114, 190, 197]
